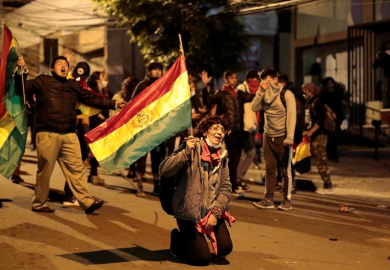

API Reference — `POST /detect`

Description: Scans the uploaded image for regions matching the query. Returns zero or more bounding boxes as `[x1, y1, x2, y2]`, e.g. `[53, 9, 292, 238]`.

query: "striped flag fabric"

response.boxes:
[292, 137, 311, 174]
[0, 25, 28, 178]
[84, 55, 191, 173]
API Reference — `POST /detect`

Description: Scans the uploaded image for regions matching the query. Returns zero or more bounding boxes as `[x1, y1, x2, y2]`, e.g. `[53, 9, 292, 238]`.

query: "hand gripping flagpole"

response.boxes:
[14, 36, 26, 105]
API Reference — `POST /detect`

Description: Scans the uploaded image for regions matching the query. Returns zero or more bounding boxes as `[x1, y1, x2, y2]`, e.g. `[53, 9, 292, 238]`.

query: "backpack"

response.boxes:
[310, 98, 337, 132]
[159, 160, 188, 215]
[280, 88, 305, 135]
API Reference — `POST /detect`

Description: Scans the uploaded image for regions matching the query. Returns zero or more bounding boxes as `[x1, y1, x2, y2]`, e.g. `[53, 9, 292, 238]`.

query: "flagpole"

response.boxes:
[13, 35, 26, 105]
[178, 34, 193, 137]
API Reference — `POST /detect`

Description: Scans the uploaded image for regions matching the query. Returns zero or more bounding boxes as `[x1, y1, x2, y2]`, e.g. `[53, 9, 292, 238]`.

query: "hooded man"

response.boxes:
[251, 68, 296, 211]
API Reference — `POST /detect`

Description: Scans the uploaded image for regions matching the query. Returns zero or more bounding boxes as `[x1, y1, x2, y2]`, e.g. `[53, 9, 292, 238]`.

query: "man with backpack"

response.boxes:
[302, 82, 334, 195]
[251, 68, 296, 210]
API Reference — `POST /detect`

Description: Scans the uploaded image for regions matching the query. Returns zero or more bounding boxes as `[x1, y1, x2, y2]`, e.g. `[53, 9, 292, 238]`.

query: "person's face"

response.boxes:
[190, 81, 196, 92]
[264, 75, 279, 88]
[205, 124, 226, 145]
[225, 74, 237, 87]
[326, 80, 334, 91]
[149, 68, 162, 78]
[279, 80, 286, 87]
[302, 87, 314, 100]
[51, 60, 69, 78]
[188, 74, 194, 84]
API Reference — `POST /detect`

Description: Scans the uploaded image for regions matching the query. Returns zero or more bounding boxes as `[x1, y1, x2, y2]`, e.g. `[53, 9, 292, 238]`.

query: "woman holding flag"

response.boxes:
[160, 115, 234, 266]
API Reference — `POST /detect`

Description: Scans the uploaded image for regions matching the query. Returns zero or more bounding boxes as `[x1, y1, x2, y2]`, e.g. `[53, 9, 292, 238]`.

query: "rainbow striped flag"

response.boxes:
[0, 25, 28, 178]
[85, 55, 191, 173]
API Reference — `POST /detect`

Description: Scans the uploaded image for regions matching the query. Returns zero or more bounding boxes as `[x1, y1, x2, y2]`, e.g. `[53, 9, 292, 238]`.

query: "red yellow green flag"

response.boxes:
[85, 55, 191, 173]
[0, 25, 28, 178]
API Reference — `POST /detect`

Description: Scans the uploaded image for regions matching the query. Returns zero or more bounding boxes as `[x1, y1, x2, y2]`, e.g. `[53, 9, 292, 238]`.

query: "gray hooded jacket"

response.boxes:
[159, 138, 232, 223]
[251, 84, 296, 144]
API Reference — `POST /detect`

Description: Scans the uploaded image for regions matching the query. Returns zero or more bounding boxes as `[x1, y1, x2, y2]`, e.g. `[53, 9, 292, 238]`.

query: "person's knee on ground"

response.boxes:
[189, 249, 211, 266]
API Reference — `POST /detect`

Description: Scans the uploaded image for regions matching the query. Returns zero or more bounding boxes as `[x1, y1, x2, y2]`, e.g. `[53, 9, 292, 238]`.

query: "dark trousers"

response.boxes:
[174, 218, 233, 266]
[263, 134, 293, 201]
[89, 157, 99, 177]
[225, 130, 247, 190]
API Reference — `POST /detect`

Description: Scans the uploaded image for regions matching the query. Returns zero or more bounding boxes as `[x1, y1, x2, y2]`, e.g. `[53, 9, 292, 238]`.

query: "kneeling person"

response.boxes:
[160, 115, 234, 266]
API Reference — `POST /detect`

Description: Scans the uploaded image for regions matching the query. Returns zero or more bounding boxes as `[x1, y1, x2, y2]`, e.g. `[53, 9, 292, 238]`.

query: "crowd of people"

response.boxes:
[9, 49, 350, 265]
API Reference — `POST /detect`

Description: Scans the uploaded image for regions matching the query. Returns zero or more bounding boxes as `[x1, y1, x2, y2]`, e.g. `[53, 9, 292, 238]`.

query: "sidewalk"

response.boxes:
[245, 144, 390, 202]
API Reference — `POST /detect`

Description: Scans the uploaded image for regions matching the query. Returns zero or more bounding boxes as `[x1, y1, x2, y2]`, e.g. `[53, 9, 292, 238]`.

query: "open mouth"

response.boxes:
[214, 136, 222, 141]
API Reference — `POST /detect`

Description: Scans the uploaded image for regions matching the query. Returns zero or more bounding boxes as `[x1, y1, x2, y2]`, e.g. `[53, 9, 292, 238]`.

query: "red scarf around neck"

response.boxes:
[201, 141, 221, 166]
[222, 84, 238, 99]
[247, 79, 260, 94]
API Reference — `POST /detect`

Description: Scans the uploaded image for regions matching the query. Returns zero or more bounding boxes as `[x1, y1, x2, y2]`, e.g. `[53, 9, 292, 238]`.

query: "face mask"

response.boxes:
[205, 137, 222, 149]
[247, 79, 260, 94]
[101, 81, 108, 88]
[303, 94, 309, 100]
[191, 90, 196, 97]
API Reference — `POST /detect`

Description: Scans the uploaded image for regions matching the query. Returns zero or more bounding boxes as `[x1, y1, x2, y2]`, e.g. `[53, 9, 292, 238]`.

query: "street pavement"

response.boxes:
[1, 142, 390, 270]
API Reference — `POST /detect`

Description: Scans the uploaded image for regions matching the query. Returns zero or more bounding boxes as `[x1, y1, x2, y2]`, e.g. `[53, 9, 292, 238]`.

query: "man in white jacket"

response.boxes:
[236, 70, 261, 188]
[251, 68, 296, 210]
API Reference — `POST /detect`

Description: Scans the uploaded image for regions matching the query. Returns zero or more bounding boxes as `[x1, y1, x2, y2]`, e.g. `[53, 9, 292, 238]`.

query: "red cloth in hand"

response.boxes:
[195, 210, 236, 255]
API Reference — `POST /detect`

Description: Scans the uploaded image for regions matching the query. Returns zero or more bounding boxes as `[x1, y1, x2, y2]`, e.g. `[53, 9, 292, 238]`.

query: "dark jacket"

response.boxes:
[210, 90, 254, 131]
[306, 97, 327, 137]
[130, 78, 153, 100]
[15, 73, 116, 134]
[160, 138, 231, 222]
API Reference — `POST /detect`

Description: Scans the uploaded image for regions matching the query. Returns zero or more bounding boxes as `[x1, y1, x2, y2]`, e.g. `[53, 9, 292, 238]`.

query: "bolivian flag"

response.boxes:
[292, 137, 311, 174]
[0, 25, 28, 178]
[85, 55, 191, 173]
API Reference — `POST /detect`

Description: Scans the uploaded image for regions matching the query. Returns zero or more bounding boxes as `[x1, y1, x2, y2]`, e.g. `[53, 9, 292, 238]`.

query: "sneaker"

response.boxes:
[291, 187, 297, 194]
[125, 173, 134, 179]
[11, 175, 25, 184]
[91, 176, 105, 185]
[315, 188, 335, 195]
[253, 199, 275, 209]
[232, 188, 245, 198]
[152, 180, 160, 197]
[170, 229, 181, 257]
[239, 182, 250, 191]
[278, 200, 292, 211]
[63, 197, 79, 207]
[136, 186, 146, 197]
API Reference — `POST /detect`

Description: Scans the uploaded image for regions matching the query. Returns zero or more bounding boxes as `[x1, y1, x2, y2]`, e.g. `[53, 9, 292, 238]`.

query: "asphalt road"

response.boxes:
[1, 144, 390, 270]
